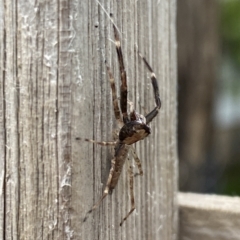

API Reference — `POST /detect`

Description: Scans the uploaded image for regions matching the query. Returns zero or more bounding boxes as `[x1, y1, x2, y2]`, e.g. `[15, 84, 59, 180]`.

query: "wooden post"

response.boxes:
[179, 193, 240, 240]
[177, 0, 219, 192]
[0, 0, 177, 239]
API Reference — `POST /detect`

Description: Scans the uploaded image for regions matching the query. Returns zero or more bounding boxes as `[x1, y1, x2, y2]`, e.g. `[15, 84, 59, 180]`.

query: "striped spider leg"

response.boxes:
[80, 24, 161, 226]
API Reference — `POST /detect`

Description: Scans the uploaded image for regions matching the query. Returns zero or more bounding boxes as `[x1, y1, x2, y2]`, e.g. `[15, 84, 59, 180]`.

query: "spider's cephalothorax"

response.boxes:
[81, 23, 161, 226]
[119, 111, 151, 145]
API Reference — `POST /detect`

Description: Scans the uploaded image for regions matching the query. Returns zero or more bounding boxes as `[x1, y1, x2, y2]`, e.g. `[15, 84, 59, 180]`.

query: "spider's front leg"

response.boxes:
[105, 61, 123, 127]
[138, 52, 161, 124]
[113, 25, 128, 123]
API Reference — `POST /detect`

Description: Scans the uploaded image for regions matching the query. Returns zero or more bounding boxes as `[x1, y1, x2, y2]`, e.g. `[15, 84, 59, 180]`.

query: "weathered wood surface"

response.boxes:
[0, 0, 178, 239]
[179, 192, 240, 240]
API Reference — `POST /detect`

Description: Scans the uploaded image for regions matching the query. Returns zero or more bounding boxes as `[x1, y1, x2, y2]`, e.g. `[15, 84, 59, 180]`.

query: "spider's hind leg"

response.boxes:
[83, 157, 116, 222]
[130, 146, 143, 176]
[120, 159, 135, 226]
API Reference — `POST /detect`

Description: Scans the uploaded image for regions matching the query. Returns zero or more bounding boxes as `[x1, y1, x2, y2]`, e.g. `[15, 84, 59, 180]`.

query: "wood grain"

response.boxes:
[179, 192, 240, 240]
[0, 0, 178, 239]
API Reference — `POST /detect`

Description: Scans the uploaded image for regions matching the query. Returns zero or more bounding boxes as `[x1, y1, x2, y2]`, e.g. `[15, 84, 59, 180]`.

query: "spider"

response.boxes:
[80, 24, 161, 226]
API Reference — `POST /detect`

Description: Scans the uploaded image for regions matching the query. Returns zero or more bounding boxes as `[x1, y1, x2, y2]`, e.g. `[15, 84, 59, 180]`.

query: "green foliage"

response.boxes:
[219, 162, 240, 196]
[221, 0, 240, 65]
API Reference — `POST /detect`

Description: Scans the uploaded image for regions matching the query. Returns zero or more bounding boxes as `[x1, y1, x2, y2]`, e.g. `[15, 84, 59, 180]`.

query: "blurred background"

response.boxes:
[177, 0, 240, 195]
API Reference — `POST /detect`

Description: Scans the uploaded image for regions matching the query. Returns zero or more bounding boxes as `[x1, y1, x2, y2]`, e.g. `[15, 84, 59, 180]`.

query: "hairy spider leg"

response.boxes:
[76, 138, 116, 146]
[138, 51, 161, 124]
[130, 146, 143, 176]
[113, 25, 128, 123]
[80, 62, 123, 146]
[84, 138, 116, 146]
[83, 157, 116, 223]
[120, 158, 135, 226]
[105, 61, 123, 127]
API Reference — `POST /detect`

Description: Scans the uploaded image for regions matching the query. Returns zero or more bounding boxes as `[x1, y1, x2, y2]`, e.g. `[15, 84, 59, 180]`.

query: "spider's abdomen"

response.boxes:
[119, 121, 151, 145]
[110, 143, 130, 192]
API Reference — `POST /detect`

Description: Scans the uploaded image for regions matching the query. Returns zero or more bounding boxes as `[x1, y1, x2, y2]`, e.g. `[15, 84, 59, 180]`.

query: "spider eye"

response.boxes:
[130, 111, 137, 121]
[139, 115, 146, 124]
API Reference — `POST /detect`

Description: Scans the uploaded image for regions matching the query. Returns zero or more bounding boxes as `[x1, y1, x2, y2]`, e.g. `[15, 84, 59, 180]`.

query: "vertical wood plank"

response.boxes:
[0, 0, 178, 239]
[0, 0, 5, 238]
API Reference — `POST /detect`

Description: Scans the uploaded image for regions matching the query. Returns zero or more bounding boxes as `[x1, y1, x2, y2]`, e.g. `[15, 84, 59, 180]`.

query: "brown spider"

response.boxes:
[80, 24, 161, 226]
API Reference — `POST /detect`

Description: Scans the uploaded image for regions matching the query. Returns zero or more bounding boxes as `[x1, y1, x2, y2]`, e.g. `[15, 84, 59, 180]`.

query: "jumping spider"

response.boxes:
[80, 24, 161, 226]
